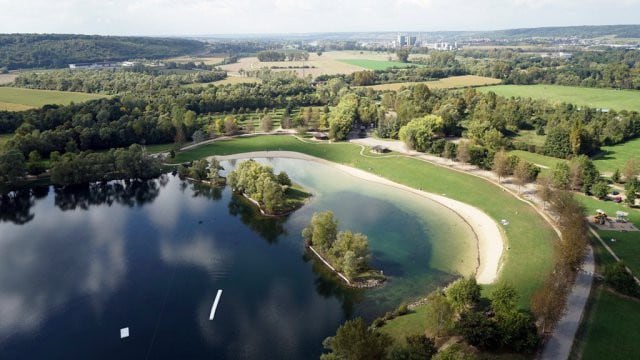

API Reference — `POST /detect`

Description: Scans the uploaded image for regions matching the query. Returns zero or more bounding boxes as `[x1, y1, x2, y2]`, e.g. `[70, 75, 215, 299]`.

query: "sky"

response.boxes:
[0, 0, 639, 36]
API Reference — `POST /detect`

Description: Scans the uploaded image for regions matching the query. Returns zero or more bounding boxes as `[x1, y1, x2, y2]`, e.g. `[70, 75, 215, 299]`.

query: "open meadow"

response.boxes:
[0, 87, 106, 111]
[479, 85, 640, 112]
[164, 55, 226, 65]
[593, 137, 640, 175]
[220, 51, 424, 78]
[365, 75, 501, 91]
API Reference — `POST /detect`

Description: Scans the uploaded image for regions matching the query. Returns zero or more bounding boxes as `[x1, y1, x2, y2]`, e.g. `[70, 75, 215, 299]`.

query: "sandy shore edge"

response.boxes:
[210, 151, 504, 284]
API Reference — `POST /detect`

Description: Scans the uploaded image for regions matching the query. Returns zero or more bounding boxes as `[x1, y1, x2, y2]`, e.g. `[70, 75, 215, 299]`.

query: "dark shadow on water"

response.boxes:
[54, 177, 167, 211]
[227, 194, 287, 244]
[0, 186, 48, 225]
[303, 252, 365, 319]
[189, 182, 223, 201]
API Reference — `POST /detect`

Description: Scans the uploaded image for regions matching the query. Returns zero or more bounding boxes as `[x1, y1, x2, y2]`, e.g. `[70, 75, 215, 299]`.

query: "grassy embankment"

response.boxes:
[570, 224, 640, 360]
[479, 84, 640, 113]
[0, 87, 106, 111]
[592, 137, 640, 175]
[174, 135, 557, 302]
[364, 75, 502, 91]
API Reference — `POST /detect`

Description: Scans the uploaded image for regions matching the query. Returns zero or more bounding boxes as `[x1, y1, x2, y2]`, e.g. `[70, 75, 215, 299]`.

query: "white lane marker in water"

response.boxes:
[120, 327, 130, 339]
[209, 289, 223, 320]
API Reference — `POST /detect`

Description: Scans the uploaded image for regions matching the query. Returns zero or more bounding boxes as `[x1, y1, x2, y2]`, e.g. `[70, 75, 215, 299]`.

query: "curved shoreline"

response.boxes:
[210, 151, 504, 284]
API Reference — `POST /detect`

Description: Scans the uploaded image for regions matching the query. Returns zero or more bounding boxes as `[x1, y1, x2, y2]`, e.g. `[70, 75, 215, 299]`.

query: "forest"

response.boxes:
[0, 34, 204, 70]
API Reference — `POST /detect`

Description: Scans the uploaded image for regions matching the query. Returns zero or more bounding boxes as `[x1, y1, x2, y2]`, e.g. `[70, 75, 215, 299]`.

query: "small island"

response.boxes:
[178, 158, 227, 186]
[302, 211, 386, 288]
[227, 159, 311, 216]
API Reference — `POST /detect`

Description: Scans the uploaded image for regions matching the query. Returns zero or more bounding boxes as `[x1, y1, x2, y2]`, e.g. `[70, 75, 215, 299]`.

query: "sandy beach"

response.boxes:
[210, 151, 504, 284]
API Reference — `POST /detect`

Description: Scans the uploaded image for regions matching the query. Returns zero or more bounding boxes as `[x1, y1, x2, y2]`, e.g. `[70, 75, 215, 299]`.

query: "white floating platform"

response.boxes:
[120, 327, 130, 339]
[209, 289, 223, 320]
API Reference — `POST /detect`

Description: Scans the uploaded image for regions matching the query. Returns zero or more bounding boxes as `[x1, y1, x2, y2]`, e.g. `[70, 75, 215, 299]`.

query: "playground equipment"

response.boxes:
[616, 211, 629, 223]
[593, 210, 608, 225]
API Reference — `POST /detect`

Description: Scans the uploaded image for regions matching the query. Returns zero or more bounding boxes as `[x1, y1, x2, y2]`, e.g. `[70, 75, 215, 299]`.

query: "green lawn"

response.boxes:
[175, 135, 558, 308]
[0, 87, 106, 111]
[512, 130, 547, 147]
[573, 286, 640, 360]
[144, 143, 176, 154]
[338, 59, 418, 71]
[479, 85, 640, 112]
[508, 150, 566, 175]
[593, 137, 640, 175]
[576, 194, 640, 275]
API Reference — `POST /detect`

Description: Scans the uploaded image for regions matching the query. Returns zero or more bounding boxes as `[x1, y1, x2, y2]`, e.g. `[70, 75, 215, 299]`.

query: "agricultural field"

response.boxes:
[164, 56, 226, 66]
[0, 74, 17, 85]
[337, 59, 416, 71]
[479, 85, 640, 112]
[0, 87, 106, 111]
[365, 75, 501, 91]
[220, 51, 418, 78]
[592, 137, 640, 175]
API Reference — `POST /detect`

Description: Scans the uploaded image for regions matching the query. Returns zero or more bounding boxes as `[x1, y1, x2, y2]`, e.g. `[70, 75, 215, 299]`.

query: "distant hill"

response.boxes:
[0, 34, 205, 70]
[490, 25, 640, 39]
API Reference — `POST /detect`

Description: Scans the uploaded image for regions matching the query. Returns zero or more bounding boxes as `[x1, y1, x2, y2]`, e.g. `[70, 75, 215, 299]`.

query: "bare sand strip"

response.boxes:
[210, 151, 504, 284]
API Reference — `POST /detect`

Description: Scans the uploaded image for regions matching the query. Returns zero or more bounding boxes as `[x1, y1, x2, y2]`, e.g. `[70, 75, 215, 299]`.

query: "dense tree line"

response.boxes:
[0, 34, 204, 70]
[13, 69, 226, 94]
[49, 144, 163, 186]
[466, 48, 640, 90]
[257, 50, 309, 62]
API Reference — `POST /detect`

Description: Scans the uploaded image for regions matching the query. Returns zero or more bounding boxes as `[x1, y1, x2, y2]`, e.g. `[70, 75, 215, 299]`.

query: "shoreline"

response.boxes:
[210, 151, 504, 284]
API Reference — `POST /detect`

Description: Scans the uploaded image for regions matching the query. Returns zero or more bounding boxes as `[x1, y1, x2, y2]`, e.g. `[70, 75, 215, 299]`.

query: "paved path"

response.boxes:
[540, 247, 595, 360]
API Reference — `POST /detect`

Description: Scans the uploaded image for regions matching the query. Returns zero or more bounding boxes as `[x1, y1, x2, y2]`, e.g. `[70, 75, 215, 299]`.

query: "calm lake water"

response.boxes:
[0, 158, 475, 359]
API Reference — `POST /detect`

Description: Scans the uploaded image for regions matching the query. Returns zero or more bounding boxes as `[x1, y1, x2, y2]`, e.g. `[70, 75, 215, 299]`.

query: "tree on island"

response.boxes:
[302, 211, 373, 280]
[226, 159, 305, 215]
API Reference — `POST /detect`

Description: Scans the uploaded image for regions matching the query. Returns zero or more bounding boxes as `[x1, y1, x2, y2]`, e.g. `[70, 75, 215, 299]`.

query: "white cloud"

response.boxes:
[0, 0, 638, 34]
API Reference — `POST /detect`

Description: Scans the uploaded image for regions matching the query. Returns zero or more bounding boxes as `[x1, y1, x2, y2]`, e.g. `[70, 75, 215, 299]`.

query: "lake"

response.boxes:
[0, 157, 476, 359]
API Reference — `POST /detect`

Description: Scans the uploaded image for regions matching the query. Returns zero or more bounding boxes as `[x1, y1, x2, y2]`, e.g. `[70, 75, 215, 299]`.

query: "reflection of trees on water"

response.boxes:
[227, 194, 286, 244]
[54, 177, 166, 211]
[304, 253, 364, 319]
[0, 186, 49, 225]
[189, 182, 222, 201]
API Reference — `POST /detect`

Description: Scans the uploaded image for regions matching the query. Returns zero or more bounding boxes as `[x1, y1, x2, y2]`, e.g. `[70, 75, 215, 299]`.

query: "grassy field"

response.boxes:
[508, 150, 566, 170]
[0, 87, 106, 111]
[364, 75, 501, 91]
[512, 130, 547, 148]
[164, 56, 225, 66]
[479, 85, 640, 112]
[576, 194, 640, 275]
[592, 137, 640, 175]
[338, 59, 417, 70]
[574, 287, 640, 360]
[220, 54, 365, 78]
[174, 135, 558, 309]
